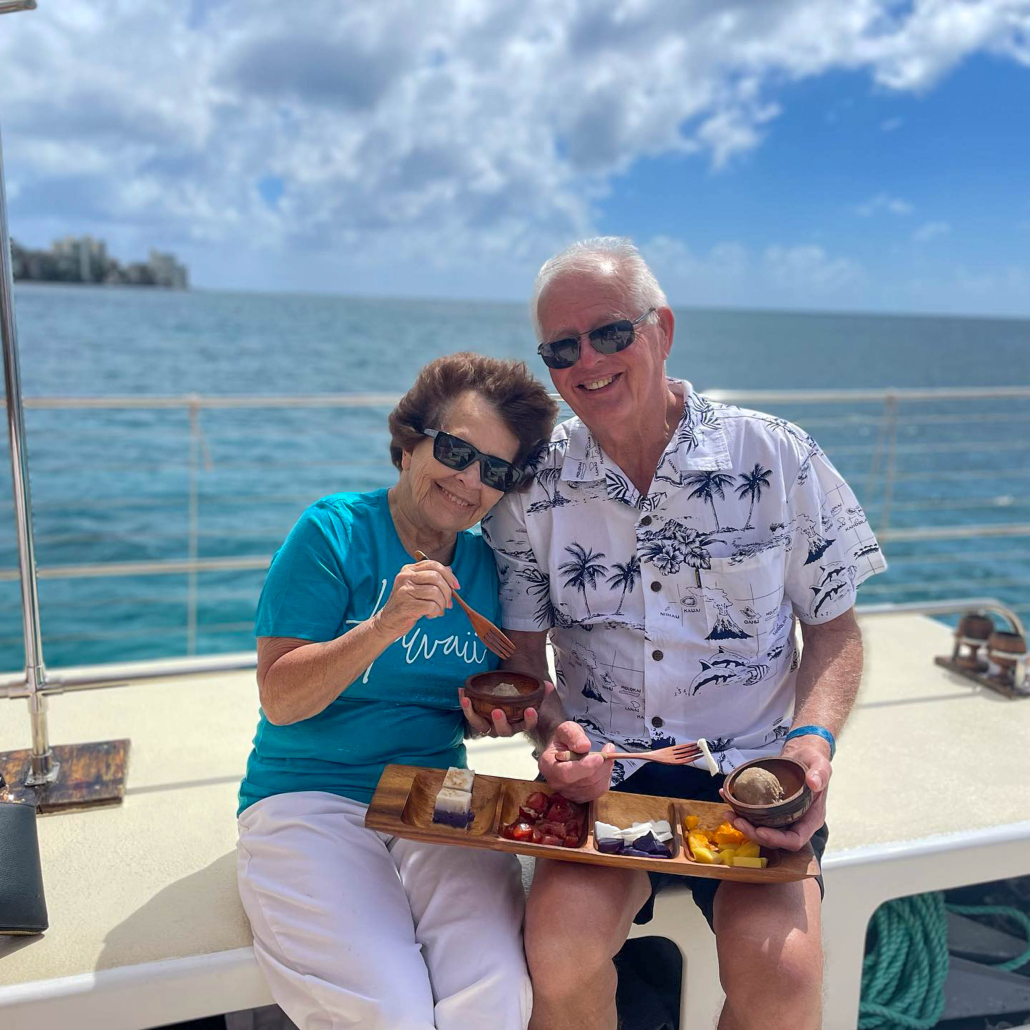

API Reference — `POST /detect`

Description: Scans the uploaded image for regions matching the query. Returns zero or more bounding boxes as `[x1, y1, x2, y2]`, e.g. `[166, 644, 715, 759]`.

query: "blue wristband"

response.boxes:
[785, 725, 836, 759]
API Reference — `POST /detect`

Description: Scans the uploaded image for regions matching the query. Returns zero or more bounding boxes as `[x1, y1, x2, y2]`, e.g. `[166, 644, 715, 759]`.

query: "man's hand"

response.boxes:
[538, 721, 614, 803]
[458, 683, 551, 738]
[721, 736, 831, 852]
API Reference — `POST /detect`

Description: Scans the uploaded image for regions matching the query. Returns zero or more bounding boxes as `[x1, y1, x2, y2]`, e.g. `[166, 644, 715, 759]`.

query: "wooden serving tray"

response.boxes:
[365, 764, 819, 884]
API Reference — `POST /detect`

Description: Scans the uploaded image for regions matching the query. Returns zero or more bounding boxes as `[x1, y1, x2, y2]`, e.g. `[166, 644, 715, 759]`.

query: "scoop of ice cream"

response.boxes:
[733, 766, 785, 805]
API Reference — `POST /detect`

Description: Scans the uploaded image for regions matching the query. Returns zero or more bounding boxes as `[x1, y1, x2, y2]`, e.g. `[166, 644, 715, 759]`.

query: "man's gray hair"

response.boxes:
[531, 236, 668, 338]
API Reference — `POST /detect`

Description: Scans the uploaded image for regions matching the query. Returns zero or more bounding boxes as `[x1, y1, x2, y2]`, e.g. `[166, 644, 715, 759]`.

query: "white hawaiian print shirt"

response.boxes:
[482, 379, 887, 786]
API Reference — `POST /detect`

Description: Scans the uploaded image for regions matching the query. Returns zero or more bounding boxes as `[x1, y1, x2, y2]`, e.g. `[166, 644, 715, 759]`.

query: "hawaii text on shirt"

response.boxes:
[482, 379, 887, 785]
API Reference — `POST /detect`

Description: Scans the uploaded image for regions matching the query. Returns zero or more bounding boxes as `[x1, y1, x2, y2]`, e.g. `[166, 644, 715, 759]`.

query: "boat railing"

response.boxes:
[0, 595, 1024, 699]
[0, 385, 1028, 675]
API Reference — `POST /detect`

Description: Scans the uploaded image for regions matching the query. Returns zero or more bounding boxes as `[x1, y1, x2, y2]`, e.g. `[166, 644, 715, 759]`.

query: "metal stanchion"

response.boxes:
[0, 0, 129, 808]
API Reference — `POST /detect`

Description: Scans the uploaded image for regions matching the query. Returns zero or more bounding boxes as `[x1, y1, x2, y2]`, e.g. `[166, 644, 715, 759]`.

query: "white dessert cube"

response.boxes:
[432, 787, 473, 828]
[442, 767, 475, 794]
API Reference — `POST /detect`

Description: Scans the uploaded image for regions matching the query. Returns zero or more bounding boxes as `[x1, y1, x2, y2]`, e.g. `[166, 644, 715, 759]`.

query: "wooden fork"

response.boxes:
[413, 550, 516, 660]
[553, 743, 702, 766]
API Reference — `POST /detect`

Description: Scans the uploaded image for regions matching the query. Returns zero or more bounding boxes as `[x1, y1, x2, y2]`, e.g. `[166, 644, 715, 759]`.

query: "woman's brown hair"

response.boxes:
[388, 352, 558, 486]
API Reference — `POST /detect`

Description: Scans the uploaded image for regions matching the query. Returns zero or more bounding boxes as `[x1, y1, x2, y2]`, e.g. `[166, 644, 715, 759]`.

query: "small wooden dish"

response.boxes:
[723, 756, 813, 828]
[464, 671, 545, 724]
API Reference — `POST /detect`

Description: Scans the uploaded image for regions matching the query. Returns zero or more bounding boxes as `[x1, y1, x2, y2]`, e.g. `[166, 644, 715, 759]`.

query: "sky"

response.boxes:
[1, 0, 1029, 316]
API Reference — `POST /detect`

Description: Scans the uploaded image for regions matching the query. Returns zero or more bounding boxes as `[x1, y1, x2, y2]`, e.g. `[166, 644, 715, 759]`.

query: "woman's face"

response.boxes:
[400, 390, 520, 533]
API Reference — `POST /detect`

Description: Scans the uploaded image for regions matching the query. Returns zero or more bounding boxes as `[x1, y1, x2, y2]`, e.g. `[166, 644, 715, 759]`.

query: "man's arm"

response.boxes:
[726, 606, 863, 850]
[792, 606, 864, 758]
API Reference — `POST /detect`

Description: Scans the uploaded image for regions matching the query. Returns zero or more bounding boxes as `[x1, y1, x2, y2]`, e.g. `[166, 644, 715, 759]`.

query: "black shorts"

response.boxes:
[612, 762, 828, 931]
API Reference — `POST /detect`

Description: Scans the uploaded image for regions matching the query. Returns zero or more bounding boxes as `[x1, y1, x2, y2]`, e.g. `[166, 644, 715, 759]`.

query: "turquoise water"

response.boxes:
[2, 283, 1029, 670]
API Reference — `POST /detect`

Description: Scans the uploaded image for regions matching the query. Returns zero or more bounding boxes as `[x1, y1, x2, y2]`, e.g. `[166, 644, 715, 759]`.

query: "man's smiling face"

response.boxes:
[536, 268, 671, 434]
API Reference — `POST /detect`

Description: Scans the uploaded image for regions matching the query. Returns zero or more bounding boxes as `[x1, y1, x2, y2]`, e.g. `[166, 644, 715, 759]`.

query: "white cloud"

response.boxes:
[880, 117, 905, 131]
[856, 193, 914, 216]
[0, 0, 1027, 286]
[763, 244, 864, 293]
[913, 220, 952, 242]
[642, 236, 864, 307]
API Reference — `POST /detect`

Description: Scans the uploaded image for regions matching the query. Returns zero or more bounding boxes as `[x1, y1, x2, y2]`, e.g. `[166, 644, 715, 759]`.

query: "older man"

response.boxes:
[471, 237, 886, 1030]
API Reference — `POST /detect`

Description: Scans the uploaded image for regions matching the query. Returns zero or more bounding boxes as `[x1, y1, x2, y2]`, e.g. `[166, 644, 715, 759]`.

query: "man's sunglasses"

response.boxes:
[536, 308, 656, 370]
[423, 429, 523, 492]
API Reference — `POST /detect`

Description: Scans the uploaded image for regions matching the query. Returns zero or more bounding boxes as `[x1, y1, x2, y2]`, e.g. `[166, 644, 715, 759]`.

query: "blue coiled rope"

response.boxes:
[858, 894, 1030, 1030]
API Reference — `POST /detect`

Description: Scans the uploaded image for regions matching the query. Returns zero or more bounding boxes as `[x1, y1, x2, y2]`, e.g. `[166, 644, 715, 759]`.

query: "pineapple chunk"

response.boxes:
[684, 814, 700, 831]
[690, 844, 718, 864]
[735, 840, 761, 859]
[719, 847, 738, 866]
[732, 856, 768, 869]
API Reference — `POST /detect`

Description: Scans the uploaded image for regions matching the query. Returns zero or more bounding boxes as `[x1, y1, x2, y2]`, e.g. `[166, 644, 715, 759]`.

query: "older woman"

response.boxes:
[236, 353, 557, 1030]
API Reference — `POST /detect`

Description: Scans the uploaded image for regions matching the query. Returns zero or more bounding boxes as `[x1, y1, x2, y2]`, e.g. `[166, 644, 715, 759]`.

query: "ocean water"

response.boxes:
[1, 283, 1028, 671]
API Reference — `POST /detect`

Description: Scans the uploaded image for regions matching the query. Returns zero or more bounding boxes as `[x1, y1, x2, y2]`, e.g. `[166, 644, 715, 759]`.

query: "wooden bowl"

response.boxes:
[723, 756, 813, 828]
[463, 671, 546, 724]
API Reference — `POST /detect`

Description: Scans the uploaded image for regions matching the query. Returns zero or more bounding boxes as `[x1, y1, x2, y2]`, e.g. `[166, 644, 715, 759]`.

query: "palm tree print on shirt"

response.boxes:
[684, 470, 736, 530]
[559, 543, 609, 617]
[519, 566, 557, 628]
[528, 466, 572, 513]
[735, 464, 772, 531]
[606, 556, 640, 614]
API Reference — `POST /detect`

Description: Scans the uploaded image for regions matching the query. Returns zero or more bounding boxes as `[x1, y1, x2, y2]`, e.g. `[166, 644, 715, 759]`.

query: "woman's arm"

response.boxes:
[258, 559, 458, 725]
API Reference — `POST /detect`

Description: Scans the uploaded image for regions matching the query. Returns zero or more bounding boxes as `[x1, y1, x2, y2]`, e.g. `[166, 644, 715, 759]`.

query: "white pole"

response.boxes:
[0, 0, 57, 784]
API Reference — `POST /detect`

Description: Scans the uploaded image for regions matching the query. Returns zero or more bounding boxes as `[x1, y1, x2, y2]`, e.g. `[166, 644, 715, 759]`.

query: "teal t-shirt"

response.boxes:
[238, 488, 500, 814]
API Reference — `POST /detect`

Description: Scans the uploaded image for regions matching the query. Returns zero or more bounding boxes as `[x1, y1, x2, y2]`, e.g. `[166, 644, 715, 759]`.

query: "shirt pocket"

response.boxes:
[699, 549, 786, 656]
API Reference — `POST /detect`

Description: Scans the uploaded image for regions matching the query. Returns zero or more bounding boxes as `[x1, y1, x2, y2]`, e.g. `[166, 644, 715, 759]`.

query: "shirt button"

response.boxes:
[640, 515, 652, 527]
[650, 581, 662, 592]
[651, 716, 664, 728]
[652, 649, 664, 661]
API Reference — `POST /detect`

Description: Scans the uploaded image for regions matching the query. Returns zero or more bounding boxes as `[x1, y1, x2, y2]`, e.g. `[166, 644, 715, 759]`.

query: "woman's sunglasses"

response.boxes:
[536, 308, 655, 370]
[423, 429, 523, 492]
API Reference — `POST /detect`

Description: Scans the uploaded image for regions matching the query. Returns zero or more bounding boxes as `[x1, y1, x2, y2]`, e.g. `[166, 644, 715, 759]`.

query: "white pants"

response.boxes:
[237, 791, 531, 1030]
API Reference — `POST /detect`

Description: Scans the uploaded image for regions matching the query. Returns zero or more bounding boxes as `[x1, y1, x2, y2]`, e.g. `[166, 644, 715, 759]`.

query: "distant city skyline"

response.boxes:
[11, 235, 189, 289]
[1, 2, 1029, 316]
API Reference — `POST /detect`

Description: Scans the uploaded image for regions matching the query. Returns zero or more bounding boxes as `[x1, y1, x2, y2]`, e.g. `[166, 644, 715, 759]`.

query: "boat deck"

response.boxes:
[1, 613, 1029, 1027]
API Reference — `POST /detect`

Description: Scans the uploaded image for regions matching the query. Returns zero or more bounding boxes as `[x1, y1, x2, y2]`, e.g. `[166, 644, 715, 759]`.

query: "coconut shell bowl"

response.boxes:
[463, 671, 546, 724]
[723, 756, 813, 828]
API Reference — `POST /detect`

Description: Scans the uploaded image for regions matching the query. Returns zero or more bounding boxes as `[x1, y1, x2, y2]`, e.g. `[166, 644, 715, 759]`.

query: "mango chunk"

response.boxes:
[684, 814, 700, 831]
[714, 822, 745, 846]
[732, 856, 768, 869]
[691, 845, 718, 864]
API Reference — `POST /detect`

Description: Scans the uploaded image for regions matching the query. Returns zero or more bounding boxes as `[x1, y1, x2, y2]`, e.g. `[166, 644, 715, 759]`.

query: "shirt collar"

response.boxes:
[559, 379, 732, 487]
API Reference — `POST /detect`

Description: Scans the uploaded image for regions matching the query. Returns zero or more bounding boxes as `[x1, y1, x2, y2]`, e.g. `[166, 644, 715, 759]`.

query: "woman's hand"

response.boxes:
[458, 680, 553, 737]
[373, 560, 459, 640]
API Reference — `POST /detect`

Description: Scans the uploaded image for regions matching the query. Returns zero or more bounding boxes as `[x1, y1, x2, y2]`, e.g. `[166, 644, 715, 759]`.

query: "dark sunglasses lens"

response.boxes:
[434, 434, 475, 469]
[482, 456, 520, 491]
[590, 320, 635, 354]
[540, 338, 580, 369]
